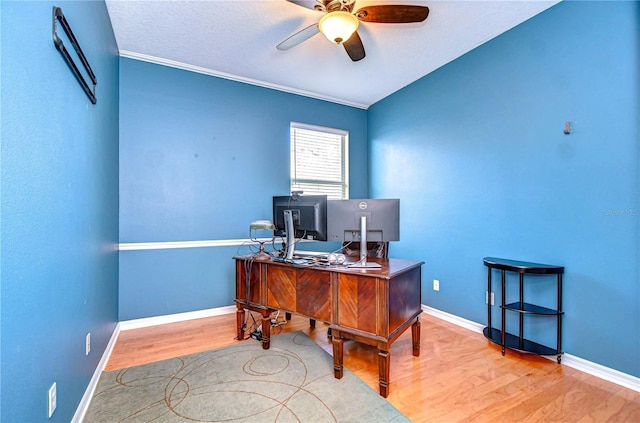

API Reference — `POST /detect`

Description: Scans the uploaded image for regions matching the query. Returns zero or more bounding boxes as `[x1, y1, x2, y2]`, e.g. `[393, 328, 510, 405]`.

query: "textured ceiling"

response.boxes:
[106, 0, 559, 109]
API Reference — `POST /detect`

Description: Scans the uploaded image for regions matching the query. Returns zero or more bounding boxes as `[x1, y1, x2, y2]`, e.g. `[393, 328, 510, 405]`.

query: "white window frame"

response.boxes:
[290, 122, 349, 200]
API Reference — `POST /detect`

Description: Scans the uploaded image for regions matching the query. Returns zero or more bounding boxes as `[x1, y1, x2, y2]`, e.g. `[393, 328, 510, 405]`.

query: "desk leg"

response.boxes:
[236, 306, 245, 341]
[261, 312, 271, 350]
[378, 350, 390, 398]
[332, 332, 344, 379]
[412, 318, 421, 357]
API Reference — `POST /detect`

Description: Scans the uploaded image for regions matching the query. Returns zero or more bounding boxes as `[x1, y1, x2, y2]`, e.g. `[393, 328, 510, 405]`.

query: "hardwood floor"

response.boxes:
[107, 312, 640, 422]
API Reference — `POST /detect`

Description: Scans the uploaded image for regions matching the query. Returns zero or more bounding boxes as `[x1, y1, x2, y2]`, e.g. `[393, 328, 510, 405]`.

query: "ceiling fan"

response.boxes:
[277, 0, 429, 62]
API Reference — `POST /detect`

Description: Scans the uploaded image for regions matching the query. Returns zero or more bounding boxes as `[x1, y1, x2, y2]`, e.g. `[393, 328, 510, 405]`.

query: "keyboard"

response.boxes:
[293, 251, 329, 260]
[271, 257, 317, 267]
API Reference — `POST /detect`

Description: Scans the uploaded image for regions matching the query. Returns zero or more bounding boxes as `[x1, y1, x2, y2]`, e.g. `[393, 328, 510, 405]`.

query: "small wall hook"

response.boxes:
[563, 121, 572, 135]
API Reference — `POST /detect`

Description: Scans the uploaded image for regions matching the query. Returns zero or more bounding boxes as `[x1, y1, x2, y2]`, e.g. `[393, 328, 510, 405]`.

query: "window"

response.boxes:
[290, 122, 349, 200]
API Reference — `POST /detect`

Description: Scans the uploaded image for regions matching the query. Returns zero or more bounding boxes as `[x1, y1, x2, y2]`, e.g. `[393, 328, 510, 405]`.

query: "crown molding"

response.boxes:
[119, 50, 369, 110]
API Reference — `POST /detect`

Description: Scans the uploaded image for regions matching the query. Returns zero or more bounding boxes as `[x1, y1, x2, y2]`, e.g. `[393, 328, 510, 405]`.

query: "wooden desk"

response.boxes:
[234, 256, 424, 397]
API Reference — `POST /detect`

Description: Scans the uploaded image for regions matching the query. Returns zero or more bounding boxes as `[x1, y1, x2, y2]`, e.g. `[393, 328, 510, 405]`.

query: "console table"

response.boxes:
[483, 257, 564, 363]
[234, 256, 424, 397]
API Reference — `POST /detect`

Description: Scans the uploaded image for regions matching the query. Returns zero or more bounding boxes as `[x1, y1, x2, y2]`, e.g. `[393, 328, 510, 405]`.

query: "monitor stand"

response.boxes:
[284, 210, 296, 260]
[347, 216, 382, 269]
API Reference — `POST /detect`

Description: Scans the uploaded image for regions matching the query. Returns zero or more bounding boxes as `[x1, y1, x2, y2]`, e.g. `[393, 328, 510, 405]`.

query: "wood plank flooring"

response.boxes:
[107, 312, 640, 422]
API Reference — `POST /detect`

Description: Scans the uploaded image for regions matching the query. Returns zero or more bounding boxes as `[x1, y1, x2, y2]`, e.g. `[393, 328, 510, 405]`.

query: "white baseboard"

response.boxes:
[74, 303, 639, 420]
[422, 305, 486, 334]
[422, 305, 640, 393]
[121, 304, 640, 392]
[118, 305, 237, 331]
[71, 322, 121, 423]
[559, 353, 640, 392]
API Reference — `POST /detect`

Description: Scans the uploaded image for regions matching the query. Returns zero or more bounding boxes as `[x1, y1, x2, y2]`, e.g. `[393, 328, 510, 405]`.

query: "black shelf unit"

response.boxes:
[483, 257, 565, 363]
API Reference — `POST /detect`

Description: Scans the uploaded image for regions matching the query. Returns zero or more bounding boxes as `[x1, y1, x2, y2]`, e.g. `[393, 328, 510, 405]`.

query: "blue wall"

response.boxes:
[1, 3, 636, 421]
[119, 58, 368, 320]
[1, 1, 119, 421]
[369, 1, 639, 377]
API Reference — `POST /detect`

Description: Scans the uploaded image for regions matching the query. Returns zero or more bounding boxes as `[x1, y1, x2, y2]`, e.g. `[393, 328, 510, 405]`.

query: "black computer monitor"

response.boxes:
[273, 195, 328, 241]
[327, 199, 400, 267]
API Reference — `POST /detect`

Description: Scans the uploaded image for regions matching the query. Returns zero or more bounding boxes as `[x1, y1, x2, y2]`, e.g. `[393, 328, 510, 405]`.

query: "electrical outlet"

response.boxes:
[485, 291, 495, 305]
[86, 333, 91, 356]
[48, 382, 57, 418]
[433, 279, 440, 291]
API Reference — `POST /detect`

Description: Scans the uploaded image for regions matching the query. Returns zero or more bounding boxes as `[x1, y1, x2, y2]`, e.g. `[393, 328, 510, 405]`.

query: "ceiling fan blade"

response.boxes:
[355, 5, 429, 23]
[286, 0, 322, 11]
[277, 24, 320, 51]
[343, 31, 365, 62]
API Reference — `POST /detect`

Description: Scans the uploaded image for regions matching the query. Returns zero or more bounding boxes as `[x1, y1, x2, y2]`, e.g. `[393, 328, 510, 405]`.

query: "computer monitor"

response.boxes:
[273, 194, 328, 259]
[327, 199, 400, 268]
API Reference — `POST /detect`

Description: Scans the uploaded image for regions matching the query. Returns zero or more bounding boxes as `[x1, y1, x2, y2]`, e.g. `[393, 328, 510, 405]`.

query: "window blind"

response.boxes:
[290, 123, 348, 200]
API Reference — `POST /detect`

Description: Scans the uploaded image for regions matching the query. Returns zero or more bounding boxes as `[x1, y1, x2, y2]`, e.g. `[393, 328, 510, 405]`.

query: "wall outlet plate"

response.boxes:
[48, 382, 57, 418]
[486, 291, 495, 305]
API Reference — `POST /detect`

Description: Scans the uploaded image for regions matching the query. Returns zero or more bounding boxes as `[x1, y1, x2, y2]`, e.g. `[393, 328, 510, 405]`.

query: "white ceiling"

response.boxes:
[105, 0, 559, 109]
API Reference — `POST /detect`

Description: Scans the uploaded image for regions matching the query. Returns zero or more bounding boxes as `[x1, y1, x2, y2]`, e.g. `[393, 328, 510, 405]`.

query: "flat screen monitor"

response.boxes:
[327, 199, 399, 268]
[327, 199, 400, 243]
[273, 195, 328, 241]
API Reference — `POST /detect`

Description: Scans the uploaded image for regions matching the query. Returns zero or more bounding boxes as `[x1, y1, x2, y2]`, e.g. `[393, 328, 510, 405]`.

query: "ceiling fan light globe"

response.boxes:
[318, 11, 359, 44]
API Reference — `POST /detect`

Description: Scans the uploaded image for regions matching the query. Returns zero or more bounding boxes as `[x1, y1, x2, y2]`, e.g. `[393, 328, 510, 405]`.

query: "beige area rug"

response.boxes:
[84, 331, 409, 422]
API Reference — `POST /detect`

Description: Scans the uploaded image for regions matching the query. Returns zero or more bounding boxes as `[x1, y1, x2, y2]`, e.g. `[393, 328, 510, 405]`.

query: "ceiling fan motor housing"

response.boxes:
[318, 0, 357, 13]
[318, 11, 360, 44]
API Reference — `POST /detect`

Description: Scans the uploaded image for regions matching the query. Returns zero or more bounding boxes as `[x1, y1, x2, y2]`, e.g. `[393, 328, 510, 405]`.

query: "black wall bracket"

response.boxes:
[52, 6, 97, 104]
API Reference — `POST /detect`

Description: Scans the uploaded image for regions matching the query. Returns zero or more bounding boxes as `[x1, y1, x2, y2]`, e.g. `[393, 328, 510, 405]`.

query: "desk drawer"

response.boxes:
[337, 274, 377, 335]
[265, 266, 331, 321]
[296, 269, 331, 322]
